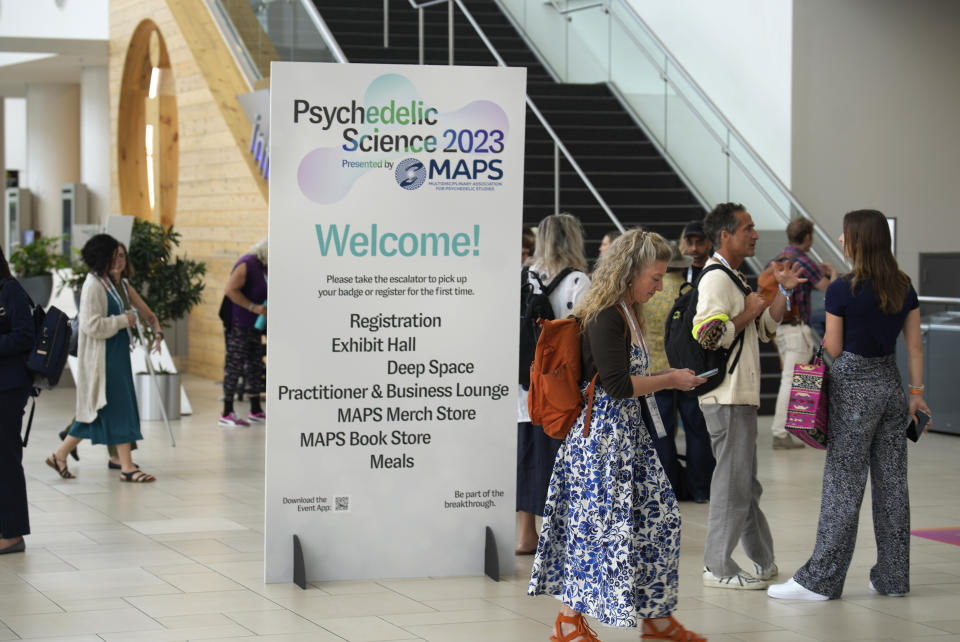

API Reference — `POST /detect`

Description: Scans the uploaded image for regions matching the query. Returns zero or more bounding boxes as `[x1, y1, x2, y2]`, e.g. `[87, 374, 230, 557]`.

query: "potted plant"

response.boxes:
[127, 218, 206, 420]
[9, 235, 69, 307]
[57, 249, 88, 309]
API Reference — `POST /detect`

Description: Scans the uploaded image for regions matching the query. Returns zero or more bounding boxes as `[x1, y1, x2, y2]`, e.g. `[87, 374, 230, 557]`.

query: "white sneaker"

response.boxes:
[767, 578, 829, 600]
[754, 562, 779, 581]
[703, 567, 769, 590]
[869, 579, 905, 597]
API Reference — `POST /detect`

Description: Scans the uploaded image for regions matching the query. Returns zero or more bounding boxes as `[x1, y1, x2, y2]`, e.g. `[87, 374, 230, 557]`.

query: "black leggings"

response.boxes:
[0, 387, 31, 539]
[223, 323, 265, 398]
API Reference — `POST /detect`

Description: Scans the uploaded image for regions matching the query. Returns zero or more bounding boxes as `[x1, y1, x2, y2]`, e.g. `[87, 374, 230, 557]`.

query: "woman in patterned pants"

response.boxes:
[768, 209, 931, 601]
[220, 239, 268, 427]
[529, 230, 707, 642]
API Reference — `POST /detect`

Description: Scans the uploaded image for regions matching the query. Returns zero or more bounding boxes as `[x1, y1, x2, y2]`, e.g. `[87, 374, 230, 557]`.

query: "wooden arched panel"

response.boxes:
[118, 19, 179, 228]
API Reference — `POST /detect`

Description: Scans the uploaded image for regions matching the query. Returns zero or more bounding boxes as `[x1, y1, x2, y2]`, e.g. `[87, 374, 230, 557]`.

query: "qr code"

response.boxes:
[335, 496, 350, 512]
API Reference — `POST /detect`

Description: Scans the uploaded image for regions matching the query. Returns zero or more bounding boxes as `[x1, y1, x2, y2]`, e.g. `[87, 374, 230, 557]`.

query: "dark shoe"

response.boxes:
[108, 461, 139, 470]
[0, 539, 25, 555]
[59, 429, 79, 461]
[45, 453, 76, 479]
[693, 497, 709, 504]
[120, 470, 156, 483]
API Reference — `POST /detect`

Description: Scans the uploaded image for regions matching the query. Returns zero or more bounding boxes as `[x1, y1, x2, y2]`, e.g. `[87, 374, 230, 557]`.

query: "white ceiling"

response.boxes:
[0, 37, 107, 96]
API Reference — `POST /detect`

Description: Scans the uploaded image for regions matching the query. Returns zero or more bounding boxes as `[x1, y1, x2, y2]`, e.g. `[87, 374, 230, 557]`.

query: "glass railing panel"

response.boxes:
[728, 137, 846, 266]
[522, 0, 570, 80]
[664, 68, 727, 154]
[255, 0, 335, 64]
[492, 0, 846, 266]
[727, 153, 791, 247]
[564, 6, 609, 83]
[499, 0, 527, 30]
[608, 11, 665, 145]
[727, 137, 790, 218]
[663, 62, 726, 207]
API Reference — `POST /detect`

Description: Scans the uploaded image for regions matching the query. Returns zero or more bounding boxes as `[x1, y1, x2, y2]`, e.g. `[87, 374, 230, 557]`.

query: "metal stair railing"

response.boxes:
[386, 0, 626, 232]
[524, 0, 845, 264]
[606, 0, 844, 266]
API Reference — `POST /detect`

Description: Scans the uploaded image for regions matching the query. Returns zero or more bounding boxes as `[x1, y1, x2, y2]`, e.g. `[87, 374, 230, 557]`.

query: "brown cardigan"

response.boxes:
[581, 305, 634, 400]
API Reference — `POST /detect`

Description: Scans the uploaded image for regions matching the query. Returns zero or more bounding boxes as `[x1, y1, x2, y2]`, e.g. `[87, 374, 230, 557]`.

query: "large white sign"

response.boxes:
[265, 62, 526, 582]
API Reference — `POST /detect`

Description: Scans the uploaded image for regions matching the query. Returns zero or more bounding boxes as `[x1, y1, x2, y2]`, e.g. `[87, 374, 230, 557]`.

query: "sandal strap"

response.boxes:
[46, 454, 75, 479]
[553, 612, 600, 642]
[642, 616, 705, 642]
[121, 470, 155, 482]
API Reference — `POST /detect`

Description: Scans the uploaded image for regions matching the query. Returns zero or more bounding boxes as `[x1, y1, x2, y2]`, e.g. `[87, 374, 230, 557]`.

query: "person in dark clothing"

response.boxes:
[220, 238, 267, 427]
[0, 246, 35, 555]
[769, 209, 930, 601]
[681, 219, 712, 284]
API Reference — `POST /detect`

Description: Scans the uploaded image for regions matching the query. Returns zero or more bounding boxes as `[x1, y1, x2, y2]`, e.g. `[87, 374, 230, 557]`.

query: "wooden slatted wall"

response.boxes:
[110, 0, 268, 380]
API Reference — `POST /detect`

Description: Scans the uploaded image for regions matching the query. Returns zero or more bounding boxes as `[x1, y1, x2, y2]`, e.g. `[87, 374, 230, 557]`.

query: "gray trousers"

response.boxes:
[794, 352, 910, 598]
[702, 404, 775, 576]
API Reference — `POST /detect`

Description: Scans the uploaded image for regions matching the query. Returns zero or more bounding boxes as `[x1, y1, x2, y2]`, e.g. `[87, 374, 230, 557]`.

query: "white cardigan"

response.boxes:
[75, 273, 130, 422]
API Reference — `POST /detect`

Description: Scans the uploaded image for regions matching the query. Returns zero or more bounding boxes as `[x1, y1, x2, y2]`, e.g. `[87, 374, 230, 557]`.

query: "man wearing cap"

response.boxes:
[681, 219, 713, 284]
[643, 241, 716, 503]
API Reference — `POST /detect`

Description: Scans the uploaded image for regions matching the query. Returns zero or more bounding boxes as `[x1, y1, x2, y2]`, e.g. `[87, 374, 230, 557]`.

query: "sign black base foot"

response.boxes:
[293, 534, 307, 589]
[484, 526, 499, 582]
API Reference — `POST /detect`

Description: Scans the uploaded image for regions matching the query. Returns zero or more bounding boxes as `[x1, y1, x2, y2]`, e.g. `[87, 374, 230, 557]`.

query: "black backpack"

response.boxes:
[519, 266, 573, 388]
[664, 264, 750, 397]
[0, 278, 72, 446]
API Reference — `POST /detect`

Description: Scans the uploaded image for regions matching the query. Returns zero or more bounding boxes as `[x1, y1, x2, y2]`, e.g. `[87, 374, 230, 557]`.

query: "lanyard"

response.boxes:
[97, 275, 124, 310]
[619, 301, 667, 439]
[712, 252, 733, 271]
[97, 275, 134, 345]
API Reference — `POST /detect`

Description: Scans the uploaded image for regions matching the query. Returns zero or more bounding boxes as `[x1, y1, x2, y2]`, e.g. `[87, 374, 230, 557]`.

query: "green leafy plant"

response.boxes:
[127, 218, 207, 352]
[9, 235, 69, 278]
[56, 248, 88, 297]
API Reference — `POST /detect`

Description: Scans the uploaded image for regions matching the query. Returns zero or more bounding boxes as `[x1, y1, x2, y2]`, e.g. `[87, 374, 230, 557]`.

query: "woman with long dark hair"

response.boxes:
[59, 241, 162, 468]
[0, 246, 35, 554]
[47, 234, 155, 482]
[768, 209, 930, 600]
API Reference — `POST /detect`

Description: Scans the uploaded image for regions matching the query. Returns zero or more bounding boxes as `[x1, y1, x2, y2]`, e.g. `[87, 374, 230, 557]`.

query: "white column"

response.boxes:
[25, 83, 81, 235]
[81, 66, 110, 224]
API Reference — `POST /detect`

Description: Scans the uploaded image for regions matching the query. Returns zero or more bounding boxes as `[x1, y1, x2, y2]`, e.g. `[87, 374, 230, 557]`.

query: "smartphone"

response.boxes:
[906, 409, 931, 443]
[696, 368, 719, 378]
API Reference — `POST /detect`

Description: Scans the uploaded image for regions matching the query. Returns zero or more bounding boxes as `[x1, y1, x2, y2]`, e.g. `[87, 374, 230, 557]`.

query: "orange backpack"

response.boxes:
[527, 309, 627, 440]
[757, 254, 798, 323]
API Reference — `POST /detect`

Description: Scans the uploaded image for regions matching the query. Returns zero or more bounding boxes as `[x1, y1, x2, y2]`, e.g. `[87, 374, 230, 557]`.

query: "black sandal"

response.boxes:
[45, 453, 76, 479]
[120, 470, 155, 483]
[58, 429, 79, 461]
[108, 461, 139, 470]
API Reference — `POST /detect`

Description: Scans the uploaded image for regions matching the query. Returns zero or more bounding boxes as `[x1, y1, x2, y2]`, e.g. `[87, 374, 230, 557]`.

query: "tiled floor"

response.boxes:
[4, 375, 960, 641]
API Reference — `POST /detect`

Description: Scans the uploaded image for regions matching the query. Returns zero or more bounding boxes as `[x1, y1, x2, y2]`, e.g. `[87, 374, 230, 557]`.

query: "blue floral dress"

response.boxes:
[528, 340, 681, 627]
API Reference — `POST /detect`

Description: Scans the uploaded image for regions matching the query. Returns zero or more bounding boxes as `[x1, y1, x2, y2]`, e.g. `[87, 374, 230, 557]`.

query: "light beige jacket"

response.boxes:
[75, 273, 130, 422]
[693, 258, 779, 408]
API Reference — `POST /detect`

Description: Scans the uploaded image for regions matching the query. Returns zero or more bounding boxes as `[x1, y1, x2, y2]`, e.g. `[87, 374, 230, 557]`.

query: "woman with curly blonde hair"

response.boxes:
[529, 229, 708, 642]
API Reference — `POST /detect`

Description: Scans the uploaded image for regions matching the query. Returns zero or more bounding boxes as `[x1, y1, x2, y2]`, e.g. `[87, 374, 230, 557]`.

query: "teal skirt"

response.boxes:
[71, 324, 142, 446]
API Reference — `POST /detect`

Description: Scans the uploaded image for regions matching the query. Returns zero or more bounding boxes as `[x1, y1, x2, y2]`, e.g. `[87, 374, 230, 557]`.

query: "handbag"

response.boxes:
[785, 344, 828, 449]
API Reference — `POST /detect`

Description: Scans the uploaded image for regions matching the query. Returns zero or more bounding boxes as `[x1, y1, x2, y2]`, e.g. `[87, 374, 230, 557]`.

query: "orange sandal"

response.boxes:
[641, 616, 706, 641]
[551, 611, 600, 642]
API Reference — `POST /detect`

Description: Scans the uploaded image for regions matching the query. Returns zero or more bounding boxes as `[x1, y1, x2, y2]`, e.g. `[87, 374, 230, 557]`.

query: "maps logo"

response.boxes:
[394, 157, 426, 190]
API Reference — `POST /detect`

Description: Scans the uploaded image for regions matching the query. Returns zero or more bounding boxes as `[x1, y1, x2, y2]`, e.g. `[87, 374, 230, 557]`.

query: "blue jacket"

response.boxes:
[0, 278, 35, 392]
